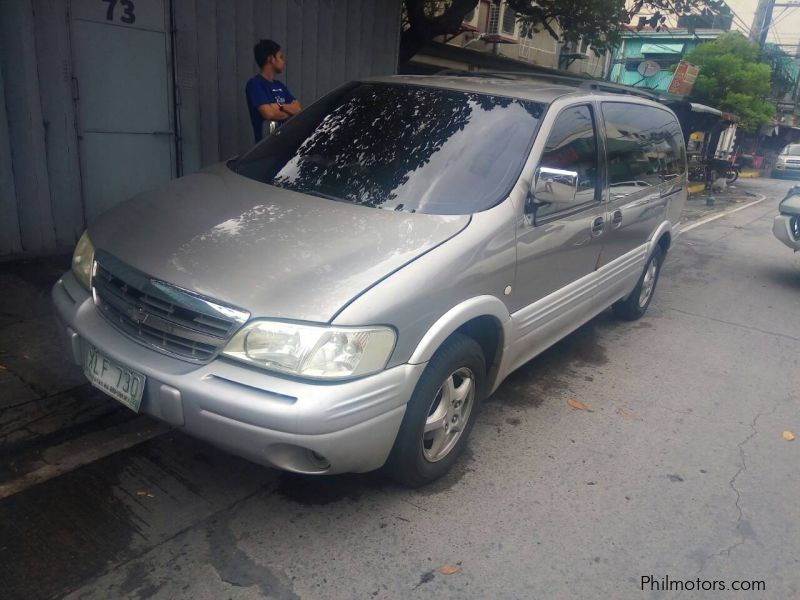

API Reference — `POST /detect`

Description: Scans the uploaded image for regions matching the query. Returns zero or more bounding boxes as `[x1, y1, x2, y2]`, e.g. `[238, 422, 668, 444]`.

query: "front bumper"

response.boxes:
[773, 214, 800, 251]
[52, 271, 425, 474]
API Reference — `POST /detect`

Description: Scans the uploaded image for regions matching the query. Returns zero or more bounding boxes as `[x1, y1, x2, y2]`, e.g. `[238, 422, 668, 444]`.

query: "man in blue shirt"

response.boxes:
[245, 39, 302, 142]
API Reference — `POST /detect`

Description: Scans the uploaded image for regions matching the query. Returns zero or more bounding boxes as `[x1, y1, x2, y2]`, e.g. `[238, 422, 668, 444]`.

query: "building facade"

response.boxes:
[607, 28, 725, 92]
[409, 0, 605, 78]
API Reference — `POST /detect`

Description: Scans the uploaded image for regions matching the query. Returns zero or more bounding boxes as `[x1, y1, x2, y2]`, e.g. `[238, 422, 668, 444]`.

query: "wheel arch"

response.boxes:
[649, 221, 673, 258]
[408, 296, 511, 392]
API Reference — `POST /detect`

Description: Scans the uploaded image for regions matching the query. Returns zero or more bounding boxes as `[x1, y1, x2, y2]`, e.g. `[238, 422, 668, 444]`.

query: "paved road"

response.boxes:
[1, 178, 798, 599]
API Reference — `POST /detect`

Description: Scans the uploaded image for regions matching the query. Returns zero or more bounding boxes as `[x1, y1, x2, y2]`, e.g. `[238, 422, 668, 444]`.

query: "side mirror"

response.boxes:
[533, 166, 579, 206]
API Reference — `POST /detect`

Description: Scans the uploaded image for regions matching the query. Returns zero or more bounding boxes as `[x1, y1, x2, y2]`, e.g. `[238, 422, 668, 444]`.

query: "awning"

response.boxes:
[640, 43, 684, 54]
[689, 102, 722, 116]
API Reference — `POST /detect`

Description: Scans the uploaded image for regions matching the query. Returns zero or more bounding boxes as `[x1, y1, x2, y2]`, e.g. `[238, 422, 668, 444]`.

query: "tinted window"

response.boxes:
[234, 83, 544, 215]
[536, 104, 598, 218]
[603, 103, 685, 198]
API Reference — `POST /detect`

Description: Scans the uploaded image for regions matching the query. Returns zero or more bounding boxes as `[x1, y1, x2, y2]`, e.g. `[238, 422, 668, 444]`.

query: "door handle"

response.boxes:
[590, 216, 605, 237]
[612, 209, 623, 228]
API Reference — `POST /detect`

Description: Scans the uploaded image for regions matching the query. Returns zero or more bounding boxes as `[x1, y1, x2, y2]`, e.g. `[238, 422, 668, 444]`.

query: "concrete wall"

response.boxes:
[0, 0, 401, 258]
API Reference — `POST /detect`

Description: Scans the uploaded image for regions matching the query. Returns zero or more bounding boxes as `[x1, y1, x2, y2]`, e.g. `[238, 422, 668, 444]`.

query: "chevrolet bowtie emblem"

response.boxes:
[128, 307, 148, 324]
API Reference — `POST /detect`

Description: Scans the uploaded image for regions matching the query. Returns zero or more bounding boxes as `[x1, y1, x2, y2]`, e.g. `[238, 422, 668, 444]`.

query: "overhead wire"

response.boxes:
[771, 6, 790, 26]
[767, 2, 800, 48]
[769, 2, 800, 54]
[724, 4, 753, 37]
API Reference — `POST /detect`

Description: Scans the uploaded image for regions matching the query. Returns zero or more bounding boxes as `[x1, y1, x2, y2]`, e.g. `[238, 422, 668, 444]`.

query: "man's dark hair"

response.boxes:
[254, 39, 281, 69]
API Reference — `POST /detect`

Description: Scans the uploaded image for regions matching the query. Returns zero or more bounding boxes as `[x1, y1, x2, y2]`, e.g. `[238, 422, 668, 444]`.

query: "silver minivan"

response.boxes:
[54, 74, 687, 485]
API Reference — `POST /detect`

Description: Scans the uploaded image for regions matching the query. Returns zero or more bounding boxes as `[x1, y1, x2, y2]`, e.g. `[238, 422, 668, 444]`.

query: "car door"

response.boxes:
[595, 102, 683, 305]
[508, 103, 607, 371]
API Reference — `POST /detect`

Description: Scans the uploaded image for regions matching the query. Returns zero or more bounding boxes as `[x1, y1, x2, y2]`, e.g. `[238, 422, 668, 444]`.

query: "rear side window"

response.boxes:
[536, 104, 599, 218]
[602, 103, 686, 198]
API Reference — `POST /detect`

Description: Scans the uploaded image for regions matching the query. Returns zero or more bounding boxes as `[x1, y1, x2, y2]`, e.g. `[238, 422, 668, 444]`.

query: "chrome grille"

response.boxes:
[92, 251, 249, 363]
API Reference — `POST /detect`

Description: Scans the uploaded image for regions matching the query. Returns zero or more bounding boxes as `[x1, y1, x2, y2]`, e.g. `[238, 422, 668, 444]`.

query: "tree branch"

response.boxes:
[400, 0, 480, 65]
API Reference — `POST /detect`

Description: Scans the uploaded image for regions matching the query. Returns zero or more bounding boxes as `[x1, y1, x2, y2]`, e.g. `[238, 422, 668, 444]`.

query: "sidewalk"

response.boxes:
[682, 182, 760, 223]
[0, 257, 140, 485]
[686, 169, 763, 196]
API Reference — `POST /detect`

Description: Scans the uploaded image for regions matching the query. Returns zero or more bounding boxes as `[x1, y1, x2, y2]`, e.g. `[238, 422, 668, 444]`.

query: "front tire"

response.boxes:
[386, 334, 486, 487]
[612, 245, 664, 321]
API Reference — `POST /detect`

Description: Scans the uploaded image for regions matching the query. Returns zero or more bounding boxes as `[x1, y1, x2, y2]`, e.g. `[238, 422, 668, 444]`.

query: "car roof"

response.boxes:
[366, 72, 663, 107]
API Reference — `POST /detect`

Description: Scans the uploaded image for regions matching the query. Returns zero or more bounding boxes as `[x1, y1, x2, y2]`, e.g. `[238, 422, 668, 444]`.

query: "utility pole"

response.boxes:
[750, 0, 776, 49]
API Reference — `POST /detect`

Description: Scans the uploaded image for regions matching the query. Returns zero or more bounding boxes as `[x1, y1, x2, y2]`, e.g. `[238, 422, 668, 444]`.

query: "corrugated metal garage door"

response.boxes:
[70, 0, 176, 222]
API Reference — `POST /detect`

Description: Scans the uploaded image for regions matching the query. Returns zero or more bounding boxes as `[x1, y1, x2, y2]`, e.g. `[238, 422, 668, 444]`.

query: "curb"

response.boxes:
[688, 169, 760, 195]
[678, 193, 769, 234]
[738, 170, 760, 179]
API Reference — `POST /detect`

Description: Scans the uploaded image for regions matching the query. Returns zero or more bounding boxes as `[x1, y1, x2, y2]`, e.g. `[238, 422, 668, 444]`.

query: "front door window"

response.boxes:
[536, 104, 599, 219]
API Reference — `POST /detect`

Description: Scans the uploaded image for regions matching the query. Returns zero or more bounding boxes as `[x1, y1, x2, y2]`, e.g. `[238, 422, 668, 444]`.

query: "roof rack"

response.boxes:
[434, 68, 658, 100]
[577, 80, 657, 100]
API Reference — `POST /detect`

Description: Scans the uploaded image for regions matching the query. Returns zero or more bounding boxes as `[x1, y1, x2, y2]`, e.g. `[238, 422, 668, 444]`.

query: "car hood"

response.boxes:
[89, 163, 469, 322]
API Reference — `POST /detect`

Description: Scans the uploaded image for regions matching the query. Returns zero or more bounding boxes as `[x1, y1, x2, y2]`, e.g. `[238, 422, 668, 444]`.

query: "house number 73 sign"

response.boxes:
[101, 0, 136, 24]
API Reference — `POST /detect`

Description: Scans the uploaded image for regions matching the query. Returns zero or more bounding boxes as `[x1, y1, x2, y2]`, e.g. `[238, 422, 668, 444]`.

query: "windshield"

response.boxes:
[233, 83, 545, 214]
[782, 145, 800, 156]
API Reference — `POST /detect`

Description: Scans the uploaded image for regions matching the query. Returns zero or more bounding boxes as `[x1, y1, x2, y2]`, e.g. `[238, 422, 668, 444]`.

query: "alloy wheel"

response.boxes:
[422, 367, 475, 462]
[638, 259, 658, 308]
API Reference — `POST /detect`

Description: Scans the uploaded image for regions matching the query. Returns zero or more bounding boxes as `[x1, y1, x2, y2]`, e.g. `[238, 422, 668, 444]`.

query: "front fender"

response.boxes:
[408, 295, 512, 365]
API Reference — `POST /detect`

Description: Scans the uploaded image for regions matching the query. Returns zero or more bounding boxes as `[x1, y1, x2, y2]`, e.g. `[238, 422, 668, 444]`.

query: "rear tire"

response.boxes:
[726, 169, 739, 184]
[386, 334, 486, 487]
[612, 245, 664, 321]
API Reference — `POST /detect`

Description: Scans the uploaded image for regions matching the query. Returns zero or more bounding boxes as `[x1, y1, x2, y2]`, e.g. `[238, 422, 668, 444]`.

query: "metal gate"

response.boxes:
[70, 0, 176, 223]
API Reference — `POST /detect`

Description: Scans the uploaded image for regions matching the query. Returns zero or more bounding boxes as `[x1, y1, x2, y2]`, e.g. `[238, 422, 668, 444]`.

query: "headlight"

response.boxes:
[791, 215, 800, 240]
[71, 231, 95, 290]
[222, 321, 396, 380]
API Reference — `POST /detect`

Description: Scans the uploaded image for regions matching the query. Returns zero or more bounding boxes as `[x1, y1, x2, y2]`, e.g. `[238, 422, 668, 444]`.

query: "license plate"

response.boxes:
[84, 346, 146, 412]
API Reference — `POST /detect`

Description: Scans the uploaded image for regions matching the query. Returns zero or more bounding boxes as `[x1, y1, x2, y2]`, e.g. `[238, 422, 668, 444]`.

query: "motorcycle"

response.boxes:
[687, 159, 740, 186]
[725, 163, 740, 184]
[706, 157, 740, 185]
